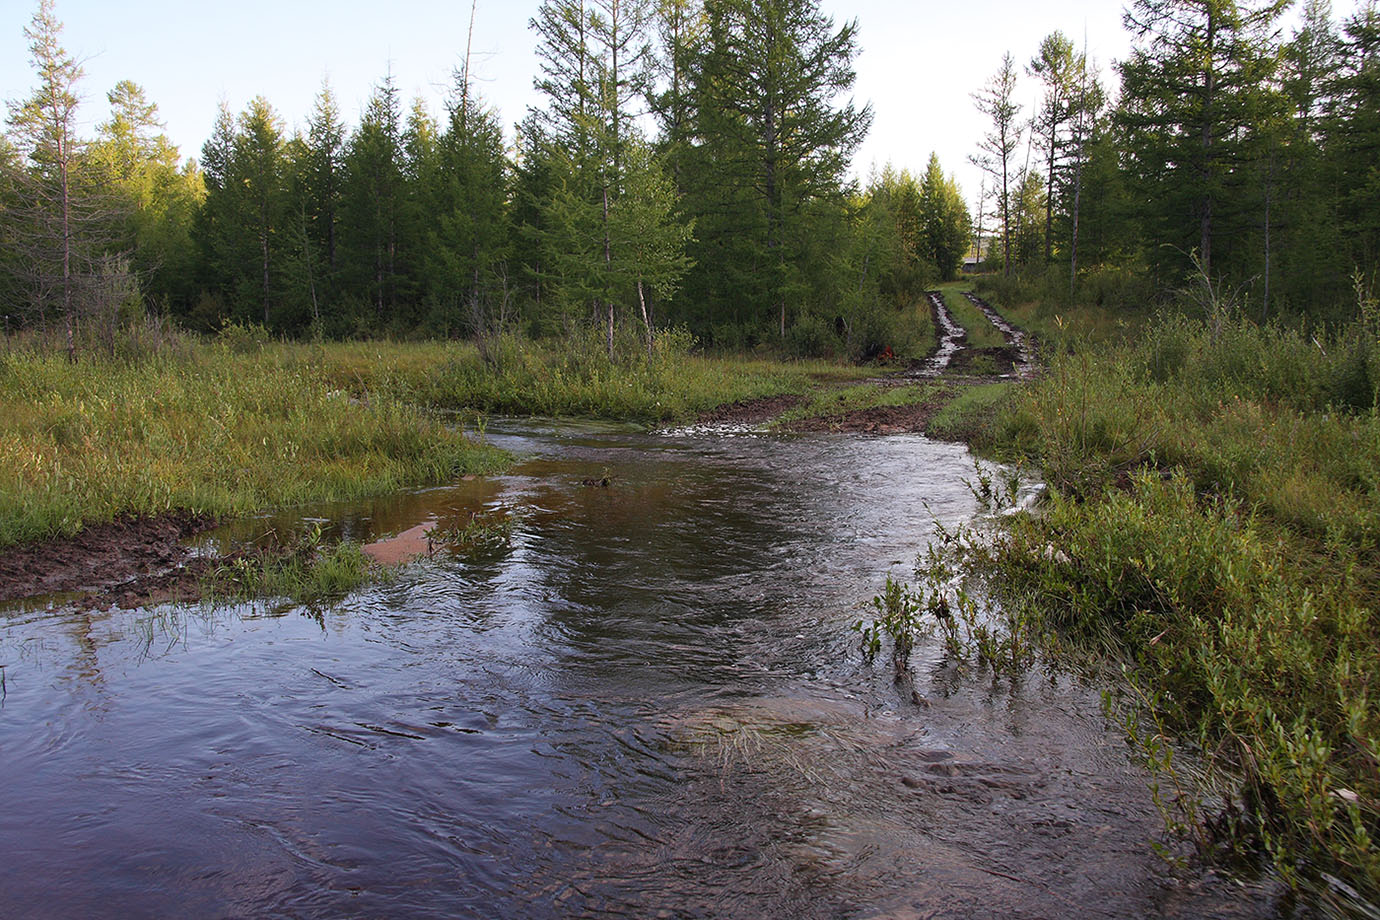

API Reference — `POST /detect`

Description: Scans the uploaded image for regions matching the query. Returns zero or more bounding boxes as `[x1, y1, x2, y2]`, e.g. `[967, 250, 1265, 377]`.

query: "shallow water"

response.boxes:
[0, 421, 1285, 918]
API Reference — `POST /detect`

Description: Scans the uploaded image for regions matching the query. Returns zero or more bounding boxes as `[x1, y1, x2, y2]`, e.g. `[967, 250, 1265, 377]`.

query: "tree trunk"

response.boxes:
[60, 137, 74, 362]
[603, 182, 614, 361]
[1044, 128, 1057, 263]
[261, 225, 271, 327]
[1199, 6, 1217, 276]
[637, 277, 653, 361]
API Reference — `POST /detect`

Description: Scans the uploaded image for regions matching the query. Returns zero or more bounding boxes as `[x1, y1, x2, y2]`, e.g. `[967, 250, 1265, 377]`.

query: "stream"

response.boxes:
[0, 420, 1285, 918]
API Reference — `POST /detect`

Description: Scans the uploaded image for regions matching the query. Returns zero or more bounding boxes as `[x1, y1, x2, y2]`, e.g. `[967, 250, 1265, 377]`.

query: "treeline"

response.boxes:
[0, 0, 970, 359]
[974, 0, 1380, 320]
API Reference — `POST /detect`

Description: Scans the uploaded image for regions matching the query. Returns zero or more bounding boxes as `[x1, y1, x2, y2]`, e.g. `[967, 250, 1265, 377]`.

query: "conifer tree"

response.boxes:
[683, 0, 870, 340]
[192, 98, 289, 327]
[918, 154, 972, 281]
[302, 82, 345, 290]
[89, 80, 203, 311]
[428, 80, 512, 339]
[1028, 32, 1077, 263]
[341, 74, 404, 329]
[1326, 3, 1380, 284]
[6, 0, 95, 355]
[970, 52, 1022, 278]
[1118, 0, 1289, 280]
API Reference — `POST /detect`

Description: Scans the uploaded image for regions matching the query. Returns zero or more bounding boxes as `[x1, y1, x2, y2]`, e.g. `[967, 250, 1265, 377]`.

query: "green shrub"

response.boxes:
[963, 308, 1380, 905]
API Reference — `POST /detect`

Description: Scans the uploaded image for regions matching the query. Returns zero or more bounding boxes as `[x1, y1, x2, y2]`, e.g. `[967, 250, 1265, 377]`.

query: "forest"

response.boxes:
[3, 0, 1371, 361]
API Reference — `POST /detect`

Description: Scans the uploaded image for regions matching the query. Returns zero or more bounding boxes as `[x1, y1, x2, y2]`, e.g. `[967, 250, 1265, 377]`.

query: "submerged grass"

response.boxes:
[202, 524, 384, 608]
[951, 307, 1380, 907]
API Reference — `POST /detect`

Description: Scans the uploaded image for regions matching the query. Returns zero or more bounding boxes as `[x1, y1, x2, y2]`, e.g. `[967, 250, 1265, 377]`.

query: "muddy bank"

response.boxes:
[946, 343, 1022, 376]
[779, 393, 951, 434]
[0, 512, 218, 608]
[694, 393, 806, 425]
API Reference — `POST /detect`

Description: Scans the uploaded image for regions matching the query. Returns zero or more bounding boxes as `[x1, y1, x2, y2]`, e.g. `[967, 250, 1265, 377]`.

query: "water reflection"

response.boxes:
[0, 420, 1286, 918]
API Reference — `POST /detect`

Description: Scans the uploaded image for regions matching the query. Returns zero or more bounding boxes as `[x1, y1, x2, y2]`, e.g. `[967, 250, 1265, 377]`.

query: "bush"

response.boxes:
[964, 307, 1380, 905]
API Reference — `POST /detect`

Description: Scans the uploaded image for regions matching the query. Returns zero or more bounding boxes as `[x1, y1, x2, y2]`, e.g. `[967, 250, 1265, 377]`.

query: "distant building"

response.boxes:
[963, 237, 993, 274]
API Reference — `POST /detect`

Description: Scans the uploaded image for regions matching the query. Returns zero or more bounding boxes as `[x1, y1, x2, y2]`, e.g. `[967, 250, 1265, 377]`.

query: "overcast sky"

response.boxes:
[0, 0, 1361, 216]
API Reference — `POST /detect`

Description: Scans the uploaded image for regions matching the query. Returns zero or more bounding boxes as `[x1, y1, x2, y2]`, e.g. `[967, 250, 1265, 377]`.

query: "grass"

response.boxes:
[202, 523, 384, 607]
[0, 337, 506, 549]
[971, 266, 1159, 346]
[947, 306, 1380, 908]
[410, 327, 876, 423]
[0, 322, 878, 551]
[924, 381, 1014, 443]
[937, 282, 1009, 349]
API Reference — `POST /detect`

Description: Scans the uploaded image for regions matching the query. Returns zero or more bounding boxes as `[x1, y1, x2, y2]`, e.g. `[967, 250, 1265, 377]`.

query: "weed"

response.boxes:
[430, 510, 515, 553]
[965, 306, 1380, 904]
[203, 523, 385, 607]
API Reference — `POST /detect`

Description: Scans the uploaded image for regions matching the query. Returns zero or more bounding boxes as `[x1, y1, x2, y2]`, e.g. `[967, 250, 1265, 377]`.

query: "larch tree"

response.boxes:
[650, 0, 705, 193]
[428, 80, 513, 343]
[1117, 0, 1289, 280]
[970, 52, 1023, 278]
[6, 0, 92, 356]
[235, 97, 287, 326]
[1326, 3, 1380, 283]
[302, 82, 345, 289]
[1027, 32, 1077, 263]
[341, 74, 404, 328]
[686, 0, 870, 339]
[89, 80, 203, 311]
[918, 153, 972, 282]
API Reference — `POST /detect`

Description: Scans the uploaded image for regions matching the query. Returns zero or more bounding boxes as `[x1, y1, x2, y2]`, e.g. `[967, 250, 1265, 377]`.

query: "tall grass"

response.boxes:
[410, 325, 874, 422]
[0, 323, 877, 549]
[0, 339, 506, 549]
[968, 310, 1380, 906]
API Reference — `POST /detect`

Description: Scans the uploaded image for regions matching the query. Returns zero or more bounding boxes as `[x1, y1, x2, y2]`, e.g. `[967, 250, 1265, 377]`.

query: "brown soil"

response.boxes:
[946, 345, 1020, 376]
[694, 393, 806, 425]
[779, 396, 950, 435]
[0, 512, 219, 609]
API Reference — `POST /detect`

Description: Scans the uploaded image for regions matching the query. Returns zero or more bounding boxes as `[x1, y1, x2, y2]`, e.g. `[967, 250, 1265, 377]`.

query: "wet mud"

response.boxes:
[695, 393, 806, 426]
[778, 393, 951, 434]
[0, 512, 216, 608]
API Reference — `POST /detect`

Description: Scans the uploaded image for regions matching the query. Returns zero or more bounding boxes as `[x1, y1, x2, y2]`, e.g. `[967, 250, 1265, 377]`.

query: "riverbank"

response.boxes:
[0, 329, 891, 605]
[939, 298, 1380, 911]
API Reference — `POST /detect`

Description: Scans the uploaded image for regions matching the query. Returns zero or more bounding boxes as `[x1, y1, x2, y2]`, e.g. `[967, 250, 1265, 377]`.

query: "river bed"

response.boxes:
[0, 420, 1285, 918]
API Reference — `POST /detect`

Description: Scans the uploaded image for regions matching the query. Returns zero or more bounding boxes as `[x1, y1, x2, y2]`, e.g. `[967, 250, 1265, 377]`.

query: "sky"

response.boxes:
[0, 0, 1362, 217]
